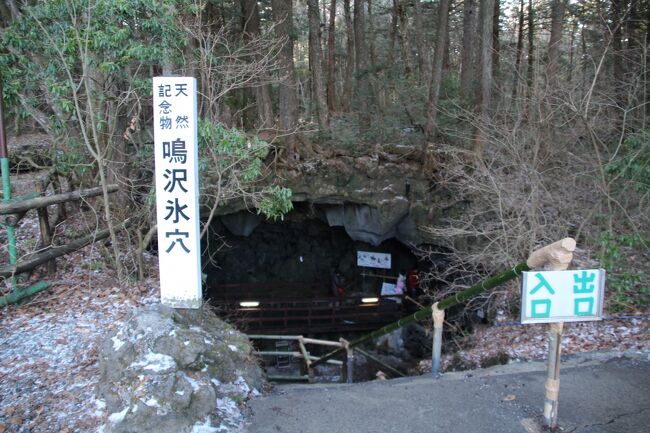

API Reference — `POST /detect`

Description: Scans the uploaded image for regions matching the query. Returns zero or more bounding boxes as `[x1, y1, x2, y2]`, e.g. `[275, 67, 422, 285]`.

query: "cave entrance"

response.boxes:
[203, 204, 420, 335]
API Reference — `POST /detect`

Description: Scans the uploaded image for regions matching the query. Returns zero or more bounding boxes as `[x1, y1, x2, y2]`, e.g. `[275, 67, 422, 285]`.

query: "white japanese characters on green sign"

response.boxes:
[521, 269, 605, 324]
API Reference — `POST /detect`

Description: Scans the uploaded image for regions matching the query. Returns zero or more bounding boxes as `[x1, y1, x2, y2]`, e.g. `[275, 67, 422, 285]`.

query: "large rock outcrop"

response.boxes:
[212, 145, 439, 246]
[97, 304, 264, 433]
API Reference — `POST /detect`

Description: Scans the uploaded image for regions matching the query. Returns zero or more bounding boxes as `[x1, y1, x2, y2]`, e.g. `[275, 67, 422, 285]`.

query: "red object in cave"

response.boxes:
[406, 270, 419, 296]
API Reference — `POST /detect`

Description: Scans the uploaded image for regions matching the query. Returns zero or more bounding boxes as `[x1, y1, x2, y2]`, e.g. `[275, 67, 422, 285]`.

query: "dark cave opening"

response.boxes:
[203, 206, 420, 302]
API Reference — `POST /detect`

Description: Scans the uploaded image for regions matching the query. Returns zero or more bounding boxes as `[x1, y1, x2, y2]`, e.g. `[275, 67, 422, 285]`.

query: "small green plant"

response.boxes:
[599, 232, 650, 312]
[197, 120, 293, 221]
[88, 260, 104, 271]
[605, 131, 650, 193]
[22, 238, 38, 252]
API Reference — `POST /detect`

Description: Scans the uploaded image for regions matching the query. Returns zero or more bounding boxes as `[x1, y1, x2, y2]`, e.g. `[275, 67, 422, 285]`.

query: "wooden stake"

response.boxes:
[340, 338, 354, 384]
[431, 302, 445, 377]
[544, 322, 563, 428]
[526, 237, 575, 430]
[35, 180, 55, 274]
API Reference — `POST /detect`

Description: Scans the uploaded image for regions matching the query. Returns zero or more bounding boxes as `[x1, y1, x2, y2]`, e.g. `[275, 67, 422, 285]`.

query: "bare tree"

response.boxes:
[354, 0, 371, 131]
[327, 0, 337, 113]
[424, 0, 451, 141]
[460, 0, 478, 102]
[525, 0, 535, 98]
[511, 0, 525, 101]
[342, 0, 355, 111]
[414, 0, 429, 83]
[308, 0, 329, 128]
[547, 0, 567, 77]
[396, 0, 413, 76]
[492, 0, 500, 79]
[272, 0, 300, 146]
[473, 0, 495, 156]
[240, 0, 274, 129]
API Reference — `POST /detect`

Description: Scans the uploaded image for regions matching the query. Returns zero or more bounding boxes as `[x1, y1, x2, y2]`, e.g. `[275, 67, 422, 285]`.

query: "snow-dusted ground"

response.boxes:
[0, 280, 159, 432]
[417, 316, 650, 373]
[1, 172, 649, 432]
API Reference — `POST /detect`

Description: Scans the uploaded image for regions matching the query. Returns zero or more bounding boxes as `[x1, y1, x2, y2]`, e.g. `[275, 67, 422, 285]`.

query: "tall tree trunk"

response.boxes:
[473, 0, 495, 156]
[342, 0, 355, 111]
[568, 18, 577, 83]
[354, 0, 371, 131]
[492, 0, 500, 81]
[525, 0, 534, 99]
[460, 0, 478, 102]
[397, 0, 412, 76]
[241, 0, 274, 128]
[611, 0, 624, 82]
[388, 0, 398, 66]
[368, 0, 376, 68]
[272, 0, 300, 145]
[414, 0, 429, 83]
[308, 0, 329, 128]
[511, 0, 525, 101]
[327, 0, 337, 113]
[424, 0, 451, 141]
[547, 0, 567, 78]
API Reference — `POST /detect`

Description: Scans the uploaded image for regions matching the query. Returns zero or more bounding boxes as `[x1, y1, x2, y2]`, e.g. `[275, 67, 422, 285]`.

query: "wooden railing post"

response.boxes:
[340, 338, 353, 384]
[297, 336, 315, 384]
[431, 302, 445, 377]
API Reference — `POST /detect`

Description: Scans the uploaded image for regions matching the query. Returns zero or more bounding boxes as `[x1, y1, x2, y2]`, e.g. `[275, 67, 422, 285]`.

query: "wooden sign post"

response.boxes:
[523, 239, 605, 429]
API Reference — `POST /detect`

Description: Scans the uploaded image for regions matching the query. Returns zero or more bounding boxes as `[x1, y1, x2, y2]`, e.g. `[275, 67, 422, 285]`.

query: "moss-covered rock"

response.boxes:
[97, 303, 264, 433]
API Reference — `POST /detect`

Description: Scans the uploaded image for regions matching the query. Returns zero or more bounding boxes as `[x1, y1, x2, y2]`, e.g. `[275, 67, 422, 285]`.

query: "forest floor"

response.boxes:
[0, 171, 649, 433]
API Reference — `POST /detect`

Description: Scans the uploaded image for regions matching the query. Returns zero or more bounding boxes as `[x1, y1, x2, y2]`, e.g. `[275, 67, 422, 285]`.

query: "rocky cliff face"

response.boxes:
[213, 145, 439, 247]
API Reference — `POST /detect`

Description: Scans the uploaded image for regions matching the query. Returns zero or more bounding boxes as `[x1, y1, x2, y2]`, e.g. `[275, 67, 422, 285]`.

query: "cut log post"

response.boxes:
[526, 238, 576, 270]
[0, 184, 118, 215]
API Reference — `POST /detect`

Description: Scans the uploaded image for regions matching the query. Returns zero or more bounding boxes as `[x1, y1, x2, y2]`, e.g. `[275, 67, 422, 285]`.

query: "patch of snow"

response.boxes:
[93, 399, 106, 417]
[184, 340, 190, 346]
[216, 397, 243, 426]
[130, 352, 176, 372]
[169, 329, 177, 337]
[220, 375, 251, 398]
[111, 336, 125, 351]
[191, 417, 226, 433]
[211, 378, 222, 386]
[228, 344, 238, 352]
[183, 373, 202, 391]
[144, 397, 160, 407]
[176, 390, 185, 396]
[108, 406, 129, 423]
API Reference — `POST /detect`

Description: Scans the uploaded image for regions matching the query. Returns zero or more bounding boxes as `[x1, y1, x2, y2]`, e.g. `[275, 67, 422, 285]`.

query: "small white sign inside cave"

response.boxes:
[357, 251, 392, 269]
